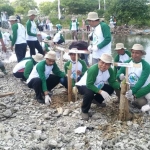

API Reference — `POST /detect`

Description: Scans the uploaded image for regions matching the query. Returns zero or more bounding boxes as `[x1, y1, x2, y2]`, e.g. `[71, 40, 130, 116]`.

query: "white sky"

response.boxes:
[9, 0, 54, 5]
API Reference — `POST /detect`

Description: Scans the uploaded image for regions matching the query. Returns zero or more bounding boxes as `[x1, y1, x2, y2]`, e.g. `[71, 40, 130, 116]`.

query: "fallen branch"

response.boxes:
[0, 92, 15, 98]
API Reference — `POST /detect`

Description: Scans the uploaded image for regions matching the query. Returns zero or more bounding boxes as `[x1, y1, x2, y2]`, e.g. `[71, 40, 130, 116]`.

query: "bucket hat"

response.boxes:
[131, 44, 146, 55]
[8, 16, 17, 21]
[27, 10, 37, 16]
[32, 53, 44, 62]
[44, 51, 56, 60]
[86, 12, 99, 21]
[99, 53, 113, 63]
[115, 43, 126, 50]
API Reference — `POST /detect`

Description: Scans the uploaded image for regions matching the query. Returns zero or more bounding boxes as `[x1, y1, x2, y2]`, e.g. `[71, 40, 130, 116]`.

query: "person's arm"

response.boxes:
[131, 60, 150, 94]
[80, 59, 88, 75]
[97, 22, 111, 49]
[86, 64, 99, 93]
[36, 61, 48, 92]
[70, 22, 72, 30]
[64, 61, 70, 74]
[114, 55, 119, 76]
[108, 68, 120, 89]
[11, 23, 18, 46]
[0, 31, 6, 52]
[26, 20, 37, 37]
[52, 62, 66, 77]
[24, 60, 34, 79]
[60, 34, 65, 43]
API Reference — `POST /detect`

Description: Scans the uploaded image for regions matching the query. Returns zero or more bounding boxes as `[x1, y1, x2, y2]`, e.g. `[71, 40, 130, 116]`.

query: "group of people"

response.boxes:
[1, 11, 150, 121]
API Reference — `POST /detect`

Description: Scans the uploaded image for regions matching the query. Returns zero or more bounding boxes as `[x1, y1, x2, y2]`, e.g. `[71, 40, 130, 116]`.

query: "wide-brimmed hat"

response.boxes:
[27, 10, 37, 16]
[115, 43, 126, 50]
[32, 53, 44, 62]
[86, 12, 99, 21]
[71, 17, 76, 21]
[131, 44, 146, 55]
[8, 16, 17, 21]
[68, 48, 78, 54]
[44, 51, 56, 60]
[99, 53, 113, 63]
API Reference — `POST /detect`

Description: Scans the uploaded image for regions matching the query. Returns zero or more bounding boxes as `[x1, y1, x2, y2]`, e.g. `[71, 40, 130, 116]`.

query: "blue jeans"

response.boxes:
[60, 76, 82, 89]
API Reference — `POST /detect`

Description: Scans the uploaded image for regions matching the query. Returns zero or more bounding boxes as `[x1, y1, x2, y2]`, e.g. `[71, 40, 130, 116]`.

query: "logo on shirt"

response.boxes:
[128, 73, 139, 86]
[95, 81, 104, 90]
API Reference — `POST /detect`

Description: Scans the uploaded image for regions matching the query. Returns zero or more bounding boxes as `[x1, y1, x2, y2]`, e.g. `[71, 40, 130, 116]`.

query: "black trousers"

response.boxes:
[28, 74, 60, 99]
[27, 40, 44, 56]
[77, 84, 114, 113]
[13, 72, 26, 81]
[15, 43, 27, 62]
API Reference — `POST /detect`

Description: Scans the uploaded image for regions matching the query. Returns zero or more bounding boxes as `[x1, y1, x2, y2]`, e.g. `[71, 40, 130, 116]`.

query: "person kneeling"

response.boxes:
[60, 48, 87, 91]
[26, 51, 66, 104]
[13, 53, 44, 81]
[76, 53, 120, 121]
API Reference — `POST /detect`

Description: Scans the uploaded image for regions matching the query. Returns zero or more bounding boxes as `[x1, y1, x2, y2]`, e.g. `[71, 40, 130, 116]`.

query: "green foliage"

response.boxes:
[11, 0, 37, 15]
[0, 4, 15, 16]
[39, 2, 57, 16]
[105, 0, 149, 25]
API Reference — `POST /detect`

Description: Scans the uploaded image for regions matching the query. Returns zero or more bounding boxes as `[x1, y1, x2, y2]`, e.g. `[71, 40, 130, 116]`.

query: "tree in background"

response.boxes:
[105, 0, 149, 25]
[11, 0, 37, 15]
[0, 4, 15, 16]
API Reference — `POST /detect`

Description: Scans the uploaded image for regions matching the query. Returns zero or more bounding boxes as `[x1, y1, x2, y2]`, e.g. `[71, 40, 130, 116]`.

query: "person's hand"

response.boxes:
[100, 90, 111, 102]
[87, 45, 92, 52]
[91, 45, 98, 51]
[125, 90, 134, 101]
[119, 73, 125, 81]
[2, 45, 6, 52]
[70, 72, 76, 79]
[11, 46, 13, 51]
[77, 70, 81, 75]
[45, 95, 51, 105]
[141, 104, 150, 112]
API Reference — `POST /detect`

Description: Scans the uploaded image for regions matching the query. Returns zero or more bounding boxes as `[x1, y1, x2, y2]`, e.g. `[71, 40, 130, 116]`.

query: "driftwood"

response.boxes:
[0, 92, 14, 98]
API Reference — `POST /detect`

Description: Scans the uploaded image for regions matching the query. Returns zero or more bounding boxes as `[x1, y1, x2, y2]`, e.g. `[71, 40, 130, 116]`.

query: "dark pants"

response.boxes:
[77, 84, 114, 113]
[15, 43, 27, 62]
[28, 74, 60, 99]
[13, 72, 26, 81]
[54, 39, 64, 45]
[27, 40, 44, 56]
[60, 76, 81, 89]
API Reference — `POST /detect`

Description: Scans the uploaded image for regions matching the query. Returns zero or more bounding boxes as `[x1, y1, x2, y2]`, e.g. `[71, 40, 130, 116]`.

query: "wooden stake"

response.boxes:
[0, 92, 14, 98]
[67, 70, 72, 102]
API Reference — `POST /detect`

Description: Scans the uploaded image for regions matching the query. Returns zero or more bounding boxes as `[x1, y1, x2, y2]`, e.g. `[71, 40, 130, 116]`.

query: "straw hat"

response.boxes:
[99, 53, 113, 63]
[131, 44, 146, 55]
[8, 16, 17, 21]
[86, 12, 99, 21]
[27, 10, 37, 16]
[32, 53, 44, 62]
[44, 51, 56, 60]
[115, 43, 126, 50]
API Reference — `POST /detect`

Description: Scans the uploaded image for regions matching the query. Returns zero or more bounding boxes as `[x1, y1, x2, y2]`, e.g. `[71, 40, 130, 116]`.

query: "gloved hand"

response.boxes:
[125, 90, 134, 101]
[91, 45, 98, 51]
[141, 104, 150, 112]
[70, 72, 76, 79]
[87, 45, 92, 52]
[119, 73, 125, 81]
[45, 95, 51, 105]
[100, 90, 111, 103]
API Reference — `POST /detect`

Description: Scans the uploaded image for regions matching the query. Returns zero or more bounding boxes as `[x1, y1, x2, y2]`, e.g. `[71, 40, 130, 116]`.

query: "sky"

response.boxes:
[9, 0, 54, 5]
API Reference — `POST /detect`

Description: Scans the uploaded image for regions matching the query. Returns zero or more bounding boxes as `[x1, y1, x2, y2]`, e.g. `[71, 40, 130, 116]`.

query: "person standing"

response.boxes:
[0, 30, 7, 74]
[26, 10, 44, 56]
[70, 17, 78, 41]
[9, 16, 27, 62]
[87, 12, 111, 65]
